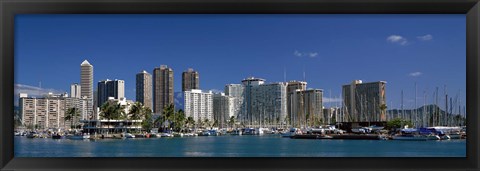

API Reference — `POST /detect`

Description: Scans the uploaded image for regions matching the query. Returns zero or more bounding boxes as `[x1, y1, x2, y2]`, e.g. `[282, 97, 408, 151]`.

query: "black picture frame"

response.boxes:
[1, 0, 479, 170]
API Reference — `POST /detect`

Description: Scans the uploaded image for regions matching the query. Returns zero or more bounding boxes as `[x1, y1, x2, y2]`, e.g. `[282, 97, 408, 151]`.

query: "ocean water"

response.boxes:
[14, 135, 466, 157]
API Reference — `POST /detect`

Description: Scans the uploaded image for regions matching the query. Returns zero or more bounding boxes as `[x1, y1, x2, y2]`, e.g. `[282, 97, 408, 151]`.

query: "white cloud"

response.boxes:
[387, 35, 408, 45]
[14, 84, 65, 97]
[323, 97, 343, 103]
[209, 89, 223, 94]
[294, 50, 303, 57]
[409, 72, 423, 77]
[417, 34, 433, 41]
[14, 84, 65, 106]
[294, 50, 319, 58]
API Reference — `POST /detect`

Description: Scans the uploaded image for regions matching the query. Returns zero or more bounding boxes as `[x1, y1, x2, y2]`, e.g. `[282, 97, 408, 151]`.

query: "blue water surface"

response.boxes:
[14, 135, 466, 157]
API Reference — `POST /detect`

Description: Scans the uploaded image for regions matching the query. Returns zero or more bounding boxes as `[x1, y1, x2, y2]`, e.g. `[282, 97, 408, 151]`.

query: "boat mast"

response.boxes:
[401, 90, 404, 120]
[414, 82, 417, 128]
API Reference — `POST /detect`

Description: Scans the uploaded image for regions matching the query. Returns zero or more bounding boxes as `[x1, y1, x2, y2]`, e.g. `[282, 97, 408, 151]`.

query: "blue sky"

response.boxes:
[15, 14, 466, 110]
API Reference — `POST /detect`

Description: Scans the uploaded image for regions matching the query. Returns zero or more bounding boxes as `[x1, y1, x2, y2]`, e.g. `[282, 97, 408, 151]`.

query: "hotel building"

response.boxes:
[213, 93, 235, 128]
[184, 89, 213, 123]
[342, 80, 387, 123]
[182, 68, 199, 92]
[289, 89, 323, 127]
[136, 70, 153, 110]
[97, 79, 125, 107]
[153, 65, 174, 114]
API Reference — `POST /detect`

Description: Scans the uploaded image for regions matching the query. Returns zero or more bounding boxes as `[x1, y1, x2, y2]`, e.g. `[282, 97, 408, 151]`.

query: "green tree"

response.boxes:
[100, 101, 125, 134]
[65, 107, 81, 129]
[159, 104, 175, 131]
[128, 102, 143, 120]
[386, 118, 412, 130]
[185, 116, 195, 130]
[228, 116, 236, 129]
[141, 107, 153, 132]
[174, 109, 186, 132]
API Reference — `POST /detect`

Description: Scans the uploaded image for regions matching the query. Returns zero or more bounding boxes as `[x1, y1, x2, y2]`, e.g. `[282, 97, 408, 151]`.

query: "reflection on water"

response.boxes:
[14, 135, 466, 157]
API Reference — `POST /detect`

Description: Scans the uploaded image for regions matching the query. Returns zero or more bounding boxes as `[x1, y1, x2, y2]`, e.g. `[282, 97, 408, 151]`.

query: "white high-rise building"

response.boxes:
[224, 84, 244, 121]
[213, 93, 235, 128]
[184, 89, 213, 123]
[70, 83, 81, 98]
[241, 77, 287, 127]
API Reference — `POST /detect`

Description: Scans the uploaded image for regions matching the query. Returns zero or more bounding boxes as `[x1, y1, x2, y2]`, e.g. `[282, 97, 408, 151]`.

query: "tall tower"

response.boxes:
[136, 70, 153, 110]
[80, 60, 94, 119]
[97, 79, 125, 107]
[286, 80, 307, 126]
[153, 65, 174, 114]
[182, 68, 199, 92]
[80, 60, 93, 99]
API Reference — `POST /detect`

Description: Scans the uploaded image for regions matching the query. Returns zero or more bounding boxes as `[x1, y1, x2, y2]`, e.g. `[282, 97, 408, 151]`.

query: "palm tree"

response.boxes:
[160, 104, 175, 131]
[186, 117, 195, 130]
[228, 116, 236, 129]
[65, 107, 80, 129]
[141, 107, 153, 132]
[100, 101, 125, 134]
[128, 102, 143, 120]
[174, 109, 186, 132]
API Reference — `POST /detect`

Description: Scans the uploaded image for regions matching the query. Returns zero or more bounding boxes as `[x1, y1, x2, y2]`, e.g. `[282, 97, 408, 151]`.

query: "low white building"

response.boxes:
[184, 89, 213, 123]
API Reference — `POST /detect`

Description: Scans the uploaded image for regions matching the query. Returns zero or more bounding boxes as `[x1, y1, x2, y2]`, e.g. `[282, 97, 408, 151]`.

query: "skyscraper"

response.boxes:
[184, 89, 213, 123]
[70, 83, 81, 98]
[289, 89, 323, 127]
[153, 65, 174, 114]
[286, 80, 307, 124]
[136, 70, 153, 110]
[182, 68, 199, 92]
[342, 80, 387, 122]
[224, 84, 244, 121]
[80, 60, 93, 99]
[97, 79, 125, 107]
[80, 60, 94, 120]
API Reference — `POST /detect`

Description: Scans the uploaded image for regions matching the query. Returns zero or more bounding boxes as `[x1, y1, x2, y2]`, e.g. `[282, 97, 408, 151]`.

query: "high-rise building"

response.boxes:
[136, 70, 153, 110]
[19, 93, 71, 129]
[289, 89, 323, 127]
[80, 60, 93, 99]
[224, 84, 244, 121]
[70, 83, 81, 98]
[80, 60, 94, 120]
[342, 80, 387, 122]
[286, 80, 307, 125]
[213, 93, 235, 128]
[153, 65, 174, 114]
[97, 79, 125, 107]
[182, 68, 199, 92]
[241, 77, 287, 127]
[184, 89, 213, 123]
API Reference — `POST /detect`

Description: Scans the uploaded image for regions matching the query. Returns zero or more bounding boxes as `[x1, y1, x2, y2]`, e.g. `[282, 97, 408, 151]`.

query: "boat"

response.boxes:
[51, 133, 64, 139]
[66, 133, 90, 140]
[183, 133, 198, 137]
[198, 131, 211, 136]
[121, 133, 135, 138]
[26, 132, 38, 138]
[281, 128, 298, 138]
[173, 132, 184, 137]
[160, 132, 174, 137]
[392, 128, 440, 141]
[230, 129, 242, 136]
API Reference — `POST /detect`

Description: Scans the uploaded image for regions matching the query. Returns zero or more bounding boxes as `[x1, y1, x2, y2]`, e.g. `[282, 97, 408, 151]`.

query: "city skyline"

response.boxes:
[15, 14, 466, 110]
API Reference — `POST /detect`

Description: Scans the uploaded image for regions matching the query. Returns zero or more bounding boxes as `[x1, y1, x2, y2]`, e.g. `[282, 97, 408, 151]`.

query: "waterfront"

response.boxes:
[15, 135, 466, 157]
